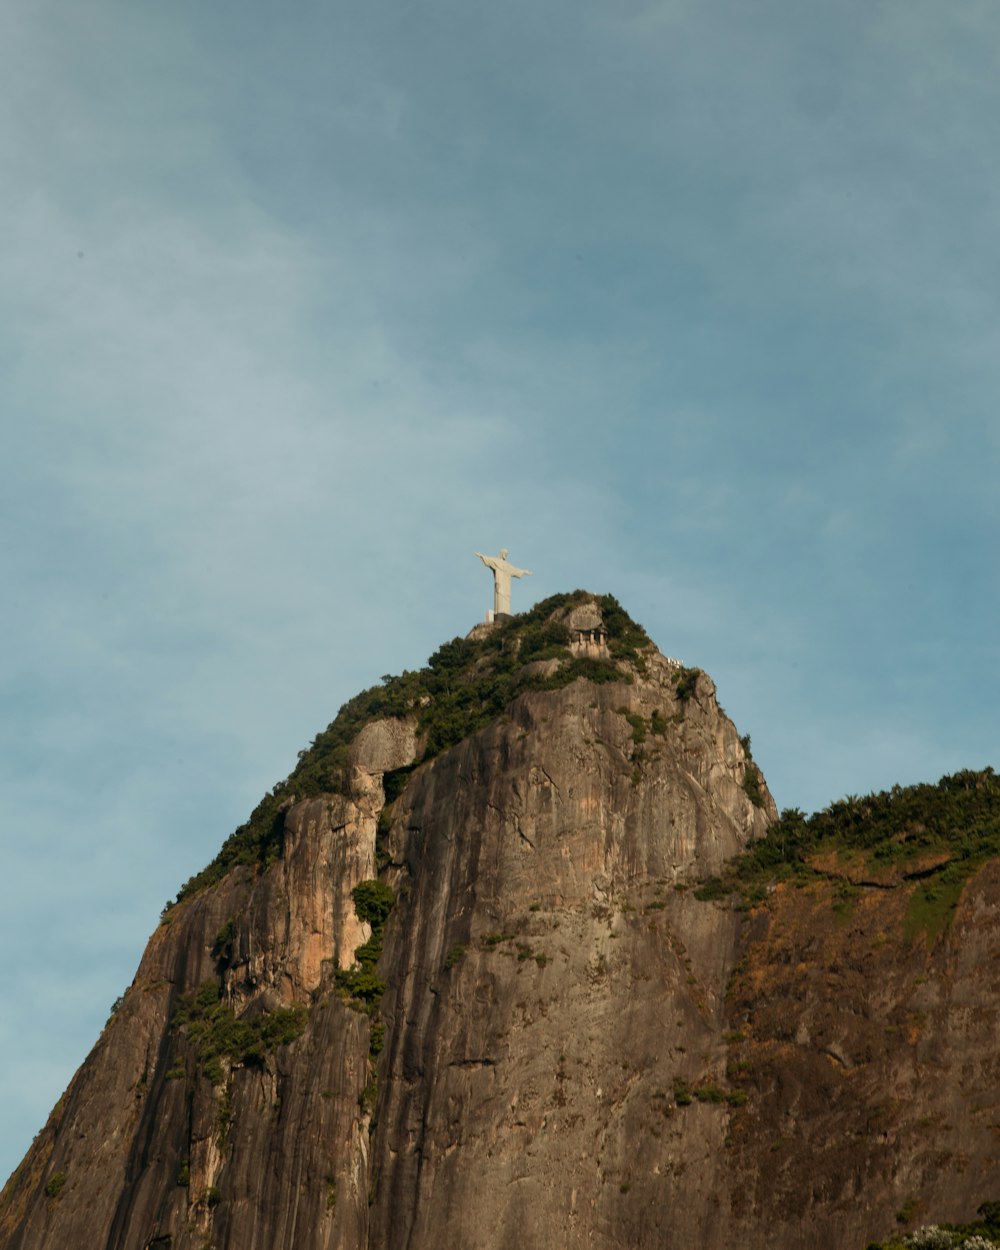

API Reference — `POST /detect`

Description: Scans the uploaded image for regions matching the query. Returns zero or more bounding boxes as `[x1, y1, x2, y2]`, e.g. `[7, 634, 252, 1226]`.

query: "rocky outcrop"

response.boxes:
[5, 594, 999, 1250]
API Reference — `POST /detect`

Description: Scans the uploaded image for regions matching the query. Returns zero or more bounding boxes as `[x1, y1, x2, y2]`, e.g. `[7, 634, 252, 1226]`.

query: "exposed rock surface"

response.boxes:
[724, 859, 1000, 1249]
[369, 656, 770, 1250]
[3, 594, 999, 1250]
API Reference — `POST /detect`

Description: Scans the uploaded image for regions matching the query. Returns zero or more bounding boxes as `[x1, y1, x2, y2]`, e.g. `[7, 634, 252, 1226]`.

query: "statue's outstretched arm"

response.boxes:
[475, 552, 496, 571]
[510, 566, 532, 578]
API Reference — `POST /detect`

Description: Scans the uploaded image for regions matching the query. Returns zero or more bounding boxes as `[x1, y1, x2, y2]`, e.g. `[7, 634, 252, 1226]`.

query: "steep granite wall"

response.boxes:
[369, 655, 771, 1250]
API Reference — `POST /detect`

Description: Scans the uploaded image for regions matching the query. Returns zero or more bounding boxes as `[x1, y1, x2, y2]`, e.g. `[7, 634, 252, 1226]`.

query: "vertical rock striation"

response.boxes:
[370, 653, 771, 1250]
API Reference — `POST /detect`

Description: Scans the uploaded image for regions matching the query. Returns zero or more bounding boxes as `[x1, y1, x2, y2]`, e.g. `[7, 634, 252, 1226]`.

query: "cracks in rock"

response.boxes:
[804, 864, 931, 891]
[899, 861, 953, 882]
[798, 865, 882, 889]
[531, 765, 563, 799]
[484, 796, 537, 851]
[448, 1057, 497, 1069]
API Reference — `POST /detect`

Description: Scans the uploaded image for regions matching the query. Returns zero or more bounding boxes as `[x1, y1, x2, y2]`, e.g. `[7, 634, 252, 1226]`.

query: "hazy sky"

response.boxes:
[4, 0, 1000, 1182]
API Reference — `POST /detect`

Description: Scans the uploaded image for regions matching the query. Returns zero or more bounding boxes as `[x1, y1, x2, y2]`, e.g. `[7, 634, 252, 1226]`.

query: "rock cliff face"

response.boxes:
[3, 594, 1000, 1250]
[725, 859, 1000, 1249]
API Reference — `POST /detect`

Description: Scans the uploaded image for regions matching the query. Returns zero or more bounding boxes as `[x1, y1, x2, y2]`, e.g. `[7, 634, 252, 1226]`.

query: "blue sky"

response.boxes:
[4, 0, 1000, 1181]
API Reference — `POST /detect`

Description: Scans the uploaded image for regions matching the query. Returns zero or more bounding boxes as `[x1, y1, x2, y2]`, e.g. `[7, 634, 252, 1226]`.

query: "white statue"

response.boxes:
[475, 548, 532, 616]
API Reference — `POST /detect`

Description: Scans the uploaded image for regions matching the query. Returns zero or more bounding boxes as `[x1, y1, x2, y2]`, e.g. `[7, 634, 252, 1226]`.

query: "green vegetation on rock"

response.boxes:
[43, 1173, 66, 1200]
[864, 1199, 1000, 1248]
[443, 943, 466, 970]
[742, 763, 764, 808]
[696, 769, 1000, 941]
[170, 981, 307, 1084]
[618, 707, 647, 745]
[332, 879, 397, 1123]
[674, 666, 700, 702]
[336, 880, 396, 1007]
[168, 593, 650, 909]
[739, 735, 765, 809]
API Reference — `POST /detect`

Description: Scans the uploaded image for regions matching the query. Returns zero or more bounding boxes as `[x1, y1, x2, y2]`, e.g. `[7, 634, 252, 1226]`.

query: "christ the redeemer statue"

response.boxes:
[475, 548, 532, 617]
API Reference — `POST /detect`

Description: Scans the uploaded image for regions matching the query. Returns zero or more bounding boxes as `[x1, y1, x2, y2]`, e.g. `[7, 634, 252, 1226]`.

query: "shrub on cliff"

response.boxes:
[43, 1173, 67, 1199]
[697, 768, 1000, 941]
[169, 982, 307, 1083]
[335, 880, 396, 1009]
[865, 1225, 1000, 1249]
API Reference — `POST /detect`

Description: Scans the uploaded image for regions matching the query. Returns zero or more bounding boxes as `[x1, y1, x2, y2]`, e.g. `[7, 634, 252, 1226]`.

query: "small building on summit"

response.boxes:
[568, 622, 609, 657]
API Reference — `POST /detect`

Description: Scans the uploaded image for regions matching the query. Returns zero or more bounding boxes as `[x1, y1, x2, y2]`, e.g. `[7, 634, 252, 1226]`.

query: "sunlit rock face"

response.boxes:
[6, 596, 999, 1250]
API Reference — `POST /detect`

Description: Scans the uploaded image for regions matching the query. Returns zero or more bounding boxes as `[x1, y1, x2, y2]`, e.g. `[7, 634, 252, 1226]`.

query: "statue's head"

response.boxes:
[500, 548, 509, 559]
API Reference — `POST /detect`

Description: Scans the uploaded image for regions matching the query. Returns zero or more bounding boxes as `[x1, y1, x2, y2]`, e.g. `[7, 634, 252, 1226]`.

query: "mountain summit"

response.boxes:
[4, 593, 1000, 1250]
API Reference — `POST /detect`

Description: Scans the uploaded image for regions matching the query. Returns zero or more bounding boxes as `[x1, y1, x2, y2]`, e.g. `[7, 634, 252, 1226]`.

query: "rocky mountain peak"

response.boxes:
[4, 595, 999, 1250]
